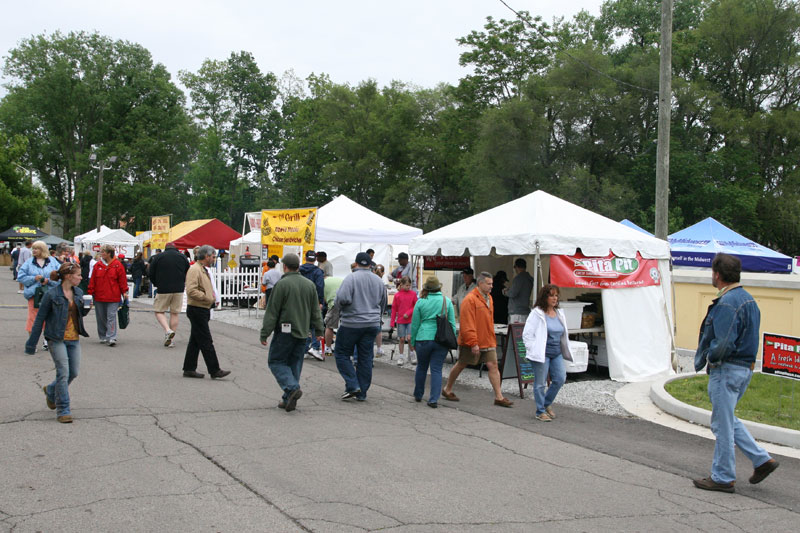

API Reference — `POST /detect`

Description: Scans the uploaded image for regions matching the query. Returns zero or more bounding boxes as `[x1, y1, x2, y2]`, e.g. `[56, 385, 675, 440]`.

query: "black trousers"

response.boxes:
[183, 305, 221, 374]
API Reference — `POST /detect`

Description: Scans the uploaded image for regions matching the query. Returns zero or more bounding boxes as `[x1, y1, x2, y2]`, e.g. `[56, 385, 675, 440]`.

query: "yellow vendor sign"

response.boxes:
[261, 208, 317, 250]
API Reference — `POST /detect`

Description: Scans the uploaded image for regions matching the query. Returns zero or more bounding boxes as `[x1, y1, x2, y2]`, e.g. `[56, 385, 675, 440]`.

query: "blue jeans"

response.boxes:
[44, 340, 80, 416]
[334, 325, 380, 399]
[413, 340, 448, 404]
[94, 301, 120, 341]
[304, 327, 321, 352]
[532, 354, 566, 415]
[133, 277, 142, 298]
[708, 363, 772, 484]
[268, 333, 306, 401]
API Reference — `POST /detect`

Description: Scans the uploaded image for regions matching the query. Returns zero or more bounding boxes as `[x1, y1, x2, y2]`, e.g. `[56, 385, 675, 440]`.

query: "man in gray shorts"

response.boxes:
[148, 243, 190, 347]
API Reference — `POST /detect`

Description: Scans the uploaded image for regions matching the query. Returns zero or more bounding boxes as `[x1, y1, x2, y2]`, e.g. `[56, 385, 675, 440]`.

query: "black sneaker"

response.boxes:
[341, 390, 360, 400]
[285, 389, 303, 412]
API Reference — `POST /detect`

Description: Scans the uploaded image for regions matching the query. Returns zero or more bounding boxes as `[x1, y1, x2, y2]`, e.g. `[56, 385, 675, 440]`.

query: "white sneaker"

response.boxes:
[308, 348, 324, 361]
[410, 355, 417, 365]
[167, 340, 175, 348]
[42, 340, 48, 351]
[375, 348, 384, 358]
[17, 290, 23, 294]
[108, 339, 117, 347]
[100, 339, 108, 344]
[397, 358, 405, 366]
[324, 347, 333, 356]
[164, 329, 175, 347]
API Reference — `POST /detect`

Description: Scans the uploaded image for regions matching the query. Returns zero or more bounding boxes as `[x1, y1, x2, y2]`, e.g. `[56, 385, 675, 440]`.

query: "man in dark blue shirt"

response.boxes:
[299, 250, 325, 360]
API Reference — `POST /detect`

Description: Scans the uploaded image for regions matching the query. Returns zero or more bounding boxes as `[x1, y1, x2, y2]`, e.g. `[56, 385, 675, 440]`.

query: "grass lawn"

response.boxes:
[665, 373, 800, 432]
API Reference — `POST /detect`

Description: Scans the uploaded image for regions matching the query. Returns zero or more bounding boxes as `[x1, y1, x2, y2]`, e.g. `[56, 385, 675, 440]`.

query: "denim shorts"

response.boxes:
[396, 323, 411, 338]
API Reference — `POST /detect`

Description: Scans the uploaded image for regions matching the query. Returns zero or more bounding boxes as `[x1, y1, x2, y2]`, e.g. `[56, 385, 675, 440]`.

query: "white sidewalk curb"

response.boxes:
[650, 373, 800, 449]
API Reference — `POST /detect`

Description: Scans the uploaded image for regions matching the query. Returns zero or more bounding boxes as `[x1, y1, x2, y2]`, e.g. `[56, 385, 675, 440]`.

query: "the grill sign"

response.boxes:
[550, 252, 661, 289]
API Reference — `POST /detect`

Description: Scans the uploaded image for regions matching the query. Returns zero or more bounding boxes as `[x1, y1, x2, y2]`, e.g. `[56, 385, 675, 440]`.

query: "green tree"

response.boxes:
[0, 132, 47, 229]
[180, 51, 281, 227]
[456, 11, 554, 107]
[0, 31, 195, 235]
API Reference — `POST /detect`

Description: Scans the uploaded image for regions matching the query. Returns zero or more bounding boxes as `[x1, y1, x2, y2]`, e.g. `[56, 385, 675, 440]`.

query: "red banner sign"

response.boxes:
[762, 333, 800, 381]
[550, 252, 661, 289]
[423, 256, 471, 271]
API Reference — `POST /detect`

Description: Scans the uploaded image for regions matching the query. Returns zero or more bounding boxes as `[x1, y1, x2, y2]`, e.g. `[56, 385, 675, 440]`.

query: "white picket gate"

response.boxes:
[214, 269, 261, 305]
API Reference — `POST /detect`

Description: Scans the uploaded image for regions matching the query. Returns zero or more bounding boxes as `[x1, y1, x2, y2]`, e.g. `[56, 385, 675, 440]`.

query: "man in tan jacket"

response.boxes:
[182, 245, 231, 379]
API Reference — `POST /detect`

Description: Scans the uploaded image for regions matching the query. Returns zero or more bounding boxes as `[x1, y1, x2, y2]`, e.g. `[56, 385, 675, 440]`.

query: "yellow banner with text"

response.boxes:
[260, 208, 317, 250]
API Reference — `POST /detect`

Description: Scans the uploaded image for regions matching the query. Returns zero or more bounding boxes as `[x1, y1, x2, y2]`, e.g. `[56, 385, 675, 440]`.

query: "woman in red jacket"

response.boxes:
[88, 244, 129, 346]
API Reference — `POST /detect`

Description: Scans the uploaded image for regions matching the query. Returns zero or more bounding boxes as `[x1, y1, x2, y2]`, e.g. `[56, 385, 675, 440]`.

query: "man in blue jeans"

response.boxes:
[334, 252, 387, 401]
[299, 250, 325, 360]
[260, 253, 323, 412]
[693, 253, 778, 493]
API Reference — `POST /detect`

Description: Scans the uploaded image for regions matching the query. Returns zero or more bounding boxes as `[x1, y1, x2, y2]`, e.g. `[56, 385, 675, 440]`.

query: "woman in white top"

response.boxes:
[522, 284, 573, 422]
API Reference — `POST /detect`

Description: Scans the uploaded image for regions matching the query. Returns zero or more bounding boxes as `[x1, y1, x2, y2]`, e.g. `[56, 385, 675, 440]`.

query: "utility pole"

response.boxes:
[655, 0, 673, 240]
[89, 154, 117, 232]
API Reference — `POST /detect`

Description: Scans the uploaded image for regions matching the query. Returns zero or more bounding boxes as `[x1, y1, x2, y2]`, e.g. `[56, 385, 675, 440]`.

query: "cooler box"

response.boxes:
[566, 340, 589, 373]
[560, 301, 590, 330]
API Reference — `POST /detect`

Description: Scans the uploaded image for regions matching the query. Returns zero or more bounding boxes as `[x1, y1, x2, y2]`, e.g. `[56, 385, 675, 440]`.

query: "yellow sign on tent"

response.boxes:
[260, 208, 317, 248]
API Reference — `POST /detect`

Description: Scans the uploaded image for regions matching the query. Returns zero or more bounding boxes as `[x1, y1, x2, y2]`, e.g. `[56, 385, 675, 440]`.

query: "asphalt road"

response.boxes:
[1, 278, 797, 532]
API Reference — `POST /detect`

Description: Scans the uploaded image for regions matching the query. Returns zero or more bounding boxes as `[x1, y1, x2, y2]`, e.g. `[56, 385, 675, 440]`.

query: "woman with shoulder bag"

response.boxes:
[88, 244, 129, 346]
[409, 276, 456, 408]
[17, 240, 60, 350]
[522, 284, 574, 422]
[25, 262, 92, 423]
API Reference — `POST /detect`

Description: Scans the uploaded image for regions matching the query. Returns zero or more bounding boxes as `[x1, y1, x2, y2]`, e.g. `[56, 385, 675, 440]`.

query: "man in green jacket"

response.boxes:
[260, 253, 324, 412]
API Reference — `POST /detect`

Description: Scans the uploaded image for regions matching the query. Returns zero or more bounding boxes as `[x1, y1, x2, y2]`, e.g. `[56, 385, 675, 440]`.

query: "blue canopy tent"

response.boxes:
[668, 217, 792, 273]
[620, 219, 654, 236]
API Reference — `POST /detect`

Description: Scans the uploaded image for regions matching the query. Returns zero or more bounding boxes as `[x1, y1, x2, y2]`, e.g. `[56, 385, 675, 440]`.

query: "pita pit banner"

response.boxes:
[762, 333, 800, 381]
[261, 208, 317, 247]
[550, 252, 661, 289]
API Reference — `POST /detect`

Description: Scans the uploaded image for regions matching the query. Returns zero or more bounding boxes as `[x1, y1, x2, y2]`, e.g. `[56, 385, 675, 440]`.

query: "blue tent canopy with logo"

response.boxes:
[668, 217, 792, 273]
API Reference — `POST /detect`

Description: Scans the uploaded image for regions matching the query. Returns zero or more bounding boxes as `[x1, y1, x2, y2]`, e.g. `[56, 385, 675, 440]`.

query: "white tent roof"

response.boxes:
[230, 230, 259, 247]
[73, 225, 137, 245]
[231, 195, 423, 247]
[409, 190, 670, 259]
[316, 195, 422, 244]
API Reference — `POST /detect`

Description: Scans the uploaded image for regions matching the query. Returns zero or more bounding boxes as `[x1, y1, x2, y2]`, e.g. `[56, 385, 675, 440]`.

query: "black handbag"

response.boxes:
[118, 298, 130, 329]
[434, 296, 458, 350]
[33, 284, 47, 308]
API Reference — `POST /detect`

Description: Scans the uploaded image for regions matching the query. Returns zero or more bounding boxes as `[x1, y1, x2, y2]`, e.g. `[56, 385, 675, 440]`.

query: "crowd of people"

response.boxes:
[13, 240, 781, 492]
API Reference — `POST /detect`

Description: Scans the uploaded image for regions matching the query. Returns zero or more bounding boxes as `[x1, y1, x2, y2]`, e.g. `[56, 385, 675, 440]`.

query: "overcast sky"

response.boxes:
[1, 0, 603, 91]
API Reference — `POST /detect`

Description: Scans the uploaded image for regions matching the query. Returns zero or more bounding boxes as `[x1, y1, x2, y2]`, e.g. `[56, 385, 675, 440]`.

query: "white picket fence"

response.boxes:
[214, 269, 262, 305]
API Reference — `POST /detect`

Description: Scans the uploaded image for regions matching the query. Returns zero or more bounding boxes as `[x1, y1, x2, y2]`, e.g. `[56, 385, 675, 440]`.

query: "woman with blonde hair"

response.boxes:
[88, 244, 128, 346]
[17, 240, 60, 349]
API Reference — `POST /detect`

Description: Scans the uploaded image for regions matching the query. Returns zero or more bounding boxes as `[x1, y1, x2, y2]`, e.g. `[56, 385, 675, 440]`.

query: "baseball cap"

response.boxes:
[305, 250, 316, 261]
[397, 252, 409, 260]
[355, 252, 371, 266]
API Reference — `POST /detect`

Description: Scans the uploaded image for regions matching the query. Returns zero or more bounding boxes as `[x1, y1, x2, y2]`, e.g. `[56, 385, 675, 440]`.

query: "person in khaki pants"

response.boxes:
[442, 271, 514, 408]
[182, 245, 230, 380]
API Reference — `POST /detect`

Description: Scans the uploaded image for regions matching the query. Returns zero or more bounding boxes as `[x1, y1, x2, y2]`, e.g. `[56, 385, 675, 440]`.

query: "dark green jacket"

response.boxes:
[260, 271, 324, 341]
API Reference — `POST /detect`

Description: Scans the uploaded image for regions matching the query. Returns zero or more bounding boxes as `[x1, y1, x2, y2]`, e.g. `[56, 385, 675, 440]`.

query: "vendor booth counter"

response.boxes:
[409, 190, 675, 383]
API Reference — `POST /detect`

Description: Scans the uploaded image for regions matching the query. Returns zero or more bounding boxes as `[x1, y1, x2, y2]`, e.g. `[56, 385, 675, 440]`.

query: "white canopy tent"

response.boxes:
[73, 225, 139, 257]
[409, 190, 674, 382]
[231, 196, 422, 277]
